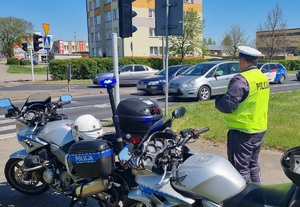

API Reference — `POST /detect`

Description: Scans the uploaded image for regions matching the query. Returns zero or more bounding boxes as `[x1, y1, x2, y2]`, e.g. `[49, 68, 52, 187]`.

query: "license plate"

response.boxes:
[169, 88, 178, 93]
[138, 84, 147, 89]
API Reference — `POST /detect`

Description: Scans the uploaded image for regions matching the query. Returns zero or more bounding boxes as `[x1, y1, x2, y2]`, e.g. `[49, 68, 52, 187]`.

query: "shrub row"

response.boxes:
[48, 57, 208, 80]
[40, 57, 300, 80]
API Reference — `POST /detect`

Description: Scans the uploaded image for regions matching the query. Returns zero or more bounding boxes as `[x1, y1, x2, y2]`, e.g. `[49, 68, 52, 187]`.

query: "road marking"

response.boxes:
[0, 118, 15, 124]
[0, 132, 16, 140]
[63, 103, 110, 110]
[0, 124, 15, 131]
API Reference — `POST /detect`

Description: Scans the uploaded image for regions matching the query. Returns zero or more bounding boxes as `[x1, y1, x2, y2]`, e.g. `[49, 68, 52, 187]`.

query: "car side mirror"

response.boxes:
[214, 71, 222, 77]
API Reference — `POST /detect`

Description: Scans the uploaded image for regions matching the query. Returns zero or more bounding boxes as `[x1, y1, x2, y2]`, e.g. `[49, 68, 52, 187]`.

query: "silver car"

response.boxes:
[92, 64, 158, 85]
[168, 61, 240, 101]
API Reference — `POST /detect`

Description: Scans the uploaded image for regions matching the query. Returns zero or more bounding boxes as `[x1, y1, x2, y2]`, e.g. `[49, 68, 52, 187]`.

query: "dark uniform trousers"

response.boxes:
[227, 129, 266, 183]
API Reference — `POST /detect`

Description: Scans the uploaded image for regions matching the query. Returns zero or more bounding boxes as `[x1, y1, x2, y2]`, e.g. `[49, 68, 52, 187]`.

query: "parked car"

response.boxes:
[257, 62, 287, 84]
[20, 58, 37, 65]
[168, 61, 240, 101]
[92, 64, 158, 85]
[296, 70, 300, 81]
[136, 64, 193, 94]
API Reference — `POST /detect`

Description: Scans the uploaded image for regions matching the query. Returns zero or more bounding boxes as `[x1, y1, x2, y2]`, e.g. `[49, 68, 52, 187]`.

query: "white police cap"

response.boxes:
[238, 46, 262, 59]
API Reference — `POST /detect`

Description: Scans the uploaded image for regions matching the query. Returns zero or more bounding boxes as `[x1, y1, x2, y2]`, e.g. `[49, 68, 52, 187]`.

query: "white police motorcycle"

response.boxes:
[119, 107, 300, 207]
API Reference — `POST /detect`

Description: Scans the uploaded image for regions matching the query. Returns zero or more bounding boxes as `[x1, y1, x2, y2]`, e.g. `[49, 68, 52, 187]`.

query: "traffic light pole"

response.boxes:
[112, 33, 120, 106]
[30, 49, 34, 82]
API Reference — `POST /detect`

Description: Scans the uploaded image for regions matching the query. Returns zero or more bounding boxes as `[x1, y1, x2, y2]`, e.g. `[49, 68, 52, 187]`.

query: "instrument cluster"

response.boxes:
[142, 137, 176, 172]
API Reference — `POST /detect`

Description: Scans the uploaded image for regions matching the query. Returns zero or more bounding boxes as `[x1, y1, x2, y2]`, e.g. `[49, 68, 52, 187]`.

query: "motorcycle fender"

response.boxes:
[9, 149, 28, 159]
[128, 188, 152, 207]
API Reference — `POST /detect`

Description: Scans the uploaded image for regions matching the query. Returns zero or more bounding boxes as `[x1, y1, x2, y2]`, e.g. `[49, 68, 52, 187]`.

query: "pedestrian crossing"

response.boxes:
[0, 115, 17, 140]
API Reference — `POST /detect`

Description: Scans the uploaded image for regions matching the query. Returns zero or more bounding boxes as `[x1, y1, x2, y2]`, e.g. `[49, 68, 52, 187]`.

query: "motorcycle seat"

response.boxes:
[223, 182, 296, 207]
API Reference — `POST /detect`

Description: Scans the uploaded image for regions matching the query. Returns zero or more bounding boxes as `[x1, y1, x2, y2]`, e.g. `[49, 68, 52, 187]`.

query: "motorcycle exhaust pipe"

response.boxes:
[75, 177, 112, 198]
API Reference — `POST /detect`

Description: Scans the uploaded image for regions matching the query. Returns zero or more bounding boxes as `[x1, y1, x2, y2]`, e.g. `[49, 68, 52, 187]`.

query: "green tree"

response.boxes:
[168, 8, 204, 63]
[222, 23, 247, 60]
[0, 16, 34, 57]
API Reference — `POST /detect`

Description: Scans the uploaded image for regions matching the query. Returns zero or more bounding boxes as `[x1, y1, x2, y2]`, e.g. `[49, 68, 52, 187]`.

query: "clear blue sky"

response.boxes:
[203, 0, 300, 45]
[0, 0, 88, 41]
[1, 0, 300, 44]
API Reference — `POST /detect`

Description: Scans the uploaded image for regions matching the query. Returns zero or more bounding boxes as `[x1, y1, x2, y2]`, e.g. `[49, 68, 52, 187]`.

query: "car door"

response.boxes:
[130, 65, 147, 84]
[208, 63, 232, 95]
[260, 64, 272, 82]
[268, 64, 278, 82]
[119, 65, 133, 85]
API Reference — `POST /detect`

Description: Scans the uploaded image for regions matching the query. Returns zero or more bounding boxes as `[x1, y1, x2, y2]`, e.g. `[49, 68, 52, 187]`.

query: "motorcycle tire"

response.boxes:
[98, 166, 137, 207]
[123, 199, 146, 207]
[5, 158, 49, 195]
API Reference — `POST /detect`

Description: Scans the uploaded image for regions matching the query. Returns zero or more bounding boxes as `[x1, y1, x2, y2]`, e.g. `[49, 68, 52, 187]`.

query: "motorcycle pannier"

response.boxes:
[117, 98, 163, 134]
[68, 139, 114, 178]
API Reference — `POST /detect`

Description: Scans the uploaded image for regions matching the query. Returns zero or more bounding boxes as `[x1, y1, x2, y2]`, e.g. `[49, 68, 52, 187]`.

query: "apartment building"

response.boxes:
[86, 0, 202, 58]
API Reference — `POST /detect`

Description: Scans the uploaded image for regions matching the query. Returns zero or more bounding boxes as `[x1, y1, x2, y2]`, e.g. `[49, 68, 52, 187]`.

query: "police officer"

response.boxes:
[215, 45, 270, 183]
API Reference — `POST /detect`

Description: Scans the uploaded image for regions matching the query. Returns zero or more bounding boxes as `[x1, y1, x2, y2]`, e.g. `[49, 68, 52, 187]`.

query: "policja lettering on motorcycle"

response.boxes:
[215, 45, 270, 183]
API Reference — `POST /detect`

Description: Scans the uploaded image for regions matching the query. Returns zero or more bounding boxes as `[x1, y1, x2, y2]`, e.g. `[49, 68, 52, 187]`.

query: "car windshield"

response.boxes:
[257, 63, 264, 69]
[181, 63, 215, 76]
[156, 66, 185, 76]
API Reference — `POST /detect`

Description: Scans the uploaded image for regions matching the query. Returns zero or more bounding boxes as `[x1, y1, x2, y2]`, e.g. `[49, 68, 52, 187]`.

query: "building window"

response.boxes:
[149, 9, 155, 18]
[96, 32, 101, 41]
[90, 17, 94, 26]
[89, 1, 93, 11]
[95, 15, 100, 25]
[106, 29, 112, 39]
[149, 28, 156, 37]
[95, 0, 100, 8]
[150, 47, 159, 56]
[104, 0, 111, 4]
[91, 33, 95, 41]
[106, 46, 112, 56]
[105, 11, 112, 22]
[113, 8, 119, 20]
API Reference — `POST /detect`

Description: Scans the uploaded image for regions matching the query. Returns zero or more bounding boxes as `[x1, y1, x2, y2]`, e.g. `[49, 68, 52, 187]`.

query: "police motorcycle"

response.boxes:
[119, 107, 300, 207]
[0, 78, 180, 206]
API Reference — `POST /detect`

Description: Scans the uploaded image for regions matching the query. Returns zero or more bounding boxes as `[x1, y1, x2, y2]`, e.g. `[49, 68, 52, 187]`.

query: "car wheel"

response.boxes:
[198, 86, 211, 101]
[279, 75, 285, 84]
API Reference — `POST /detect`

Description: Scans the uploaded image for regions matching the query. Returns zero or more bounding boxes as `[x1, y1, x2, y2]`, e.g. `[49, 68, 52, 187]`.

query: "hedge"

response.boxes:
[48, 57, 207, 80]
[48, 57, 300, 80]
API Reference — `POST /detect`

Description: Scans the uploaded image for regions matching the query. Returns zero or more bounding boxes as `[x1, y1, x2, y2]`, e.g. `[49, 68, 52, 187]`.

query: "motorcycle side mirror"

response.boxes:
[60, 94, 72, 102]
[172, 107, 186, 119]
[0, 98, 12, 108]
[118, 144, 133, 164]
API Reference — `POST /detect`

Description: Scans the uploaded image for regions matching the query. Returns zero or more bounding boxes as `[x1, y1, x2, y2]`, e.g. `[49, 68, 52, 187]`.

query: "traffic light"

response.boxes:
[33, 34, 43, 52]
[118, 0, 137, 38]
[21, 43, 28, 52]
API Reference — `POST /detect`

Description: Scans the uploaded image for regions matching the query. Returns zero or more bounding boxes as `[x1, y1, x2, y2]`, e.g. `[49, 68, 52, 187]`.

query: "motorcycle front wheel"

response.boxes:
[5, 158, 49, 195]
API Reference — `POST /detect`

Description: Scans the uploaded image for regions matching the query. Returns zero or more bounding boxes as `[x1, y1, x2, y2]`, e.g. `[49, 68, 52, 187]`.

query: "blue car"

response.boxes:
[137, 64, 192, 94]
[257, 62, 287, 84]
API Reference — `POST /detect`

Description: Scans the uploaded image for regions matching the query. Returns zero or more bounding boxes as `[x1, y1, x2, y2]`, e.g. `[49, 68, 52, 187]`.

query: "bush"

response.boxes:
[7, 58, 20, 65]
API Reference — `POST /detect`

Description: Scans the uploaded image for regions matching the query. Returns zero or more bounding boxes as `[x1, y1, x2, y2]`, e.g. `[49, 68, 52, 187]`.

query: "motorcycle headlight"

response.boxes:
[183, 80, 196, 87]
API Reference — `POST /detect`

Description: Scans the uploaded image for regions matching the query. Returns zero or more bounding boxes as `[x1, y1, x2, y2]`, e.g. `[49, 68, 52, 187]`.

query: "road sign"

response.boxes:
[44, 36, 51, 50]
[42, 23, 50, 36]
